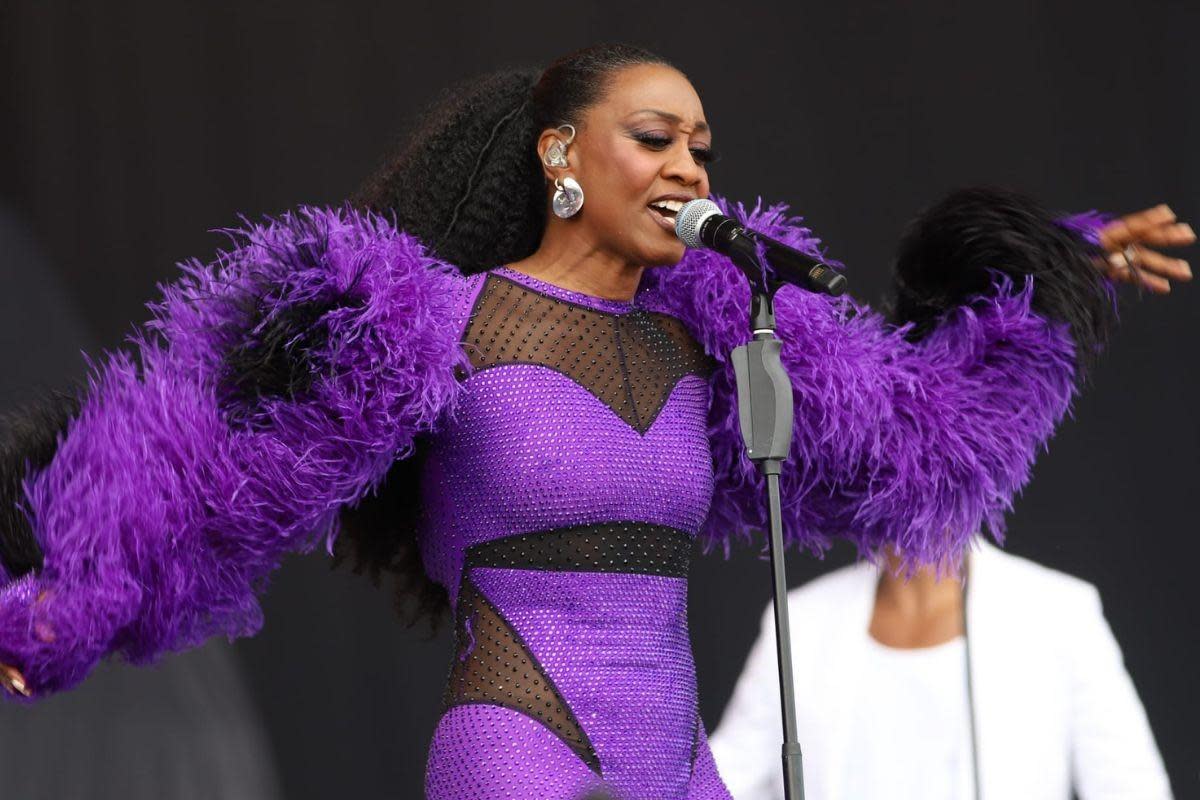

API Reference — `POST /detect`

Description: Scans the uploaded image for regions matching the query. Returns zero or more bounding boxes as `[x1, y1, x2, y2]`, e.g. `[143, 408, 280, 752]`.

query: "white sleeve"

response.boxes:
[1069, 585, 1173, 800]
[709, 605, 784, 800]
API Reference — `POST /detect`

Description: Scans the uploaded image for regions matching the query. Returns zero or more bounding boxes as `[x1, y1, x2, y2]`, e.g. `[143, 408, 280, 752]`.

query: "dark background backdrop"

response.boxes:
[2, 2, 1196, 798]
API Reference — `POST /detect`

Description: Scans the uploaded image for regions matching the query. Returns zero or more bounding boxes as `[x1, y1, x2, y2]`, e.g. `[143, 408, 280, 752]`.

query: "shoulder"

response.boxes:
[774, 560, 876, 628]
[636, 252, 745, 361]
[793, 559, 877, 601]
[972, 542, 1103, 629]
[969, 544, 1099, 657]
[443, 269, 488, 330]
[740, 562, 874, 675]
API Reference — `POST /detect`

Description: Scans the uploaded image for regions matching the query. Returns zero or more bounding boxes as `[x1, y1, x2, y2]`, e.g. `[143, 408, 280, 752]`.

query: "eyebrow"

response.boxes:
[630, 108, 710, 133]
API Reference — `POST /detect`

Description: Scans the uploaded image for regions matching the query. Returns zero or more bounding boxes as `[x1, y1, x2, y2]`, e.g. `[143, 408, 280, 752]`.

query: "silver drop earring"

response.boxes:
[545, 124, 582, 218]
[553, 176, 584, 218]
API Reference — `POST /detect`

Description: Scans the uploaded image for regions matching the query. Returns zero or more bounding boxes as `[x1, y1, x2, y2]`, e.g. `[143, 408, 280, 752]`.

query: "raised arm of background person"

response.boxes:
[0, 207, 470, 698]
[1069, 585, 1173, 799]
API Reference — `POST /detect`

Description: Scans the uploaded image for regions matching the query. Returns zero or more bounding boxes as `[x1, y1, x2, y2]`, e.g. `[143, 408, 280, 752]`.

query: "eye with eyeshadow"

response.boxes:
[631, 132, 720, 165]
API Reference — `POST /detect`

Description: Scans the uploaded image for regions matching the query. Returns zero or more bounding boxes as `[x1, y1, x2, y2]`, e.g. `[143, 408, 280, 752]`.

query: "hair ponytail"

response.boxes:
[351, 68, 546, 275]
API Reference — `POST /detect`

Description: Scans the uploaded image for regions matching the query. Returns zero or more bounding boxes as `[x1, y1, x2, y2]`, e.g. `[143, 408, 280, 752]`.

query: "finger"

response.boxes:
[1099, 205, 1177, 249]
[1100, 254, 1133, 282]
[1102, 260, 1139, 284]
[1128, 268, 1172, 294]
[1130, 247, 1192, 281]
[1132, 222, 1196, 248]
[1104, 256, 1173, 293]
[0, 665, 29, 697]
[1099, 205, 1175, 249]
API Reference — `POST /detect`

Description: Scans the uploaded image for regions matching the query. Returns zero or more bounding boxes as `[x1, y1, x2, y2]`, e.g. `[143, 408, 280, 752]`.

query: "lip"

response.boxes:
[645, 194, 695, 236]
[646, 205, 678, 234]
[648, 192, 697, 204]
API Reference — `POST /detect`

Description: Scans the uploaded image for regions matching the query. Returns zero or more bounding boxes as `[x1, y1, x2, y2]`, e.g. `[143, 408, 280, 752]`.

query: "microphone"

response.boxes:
[675, 199, 847, 297]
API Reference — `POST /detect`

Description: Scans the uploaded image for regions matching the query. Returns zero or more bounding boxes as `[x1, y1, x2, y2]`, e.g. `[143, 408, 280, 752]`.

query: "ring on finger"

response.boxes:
[1122, 243, 1140, 268]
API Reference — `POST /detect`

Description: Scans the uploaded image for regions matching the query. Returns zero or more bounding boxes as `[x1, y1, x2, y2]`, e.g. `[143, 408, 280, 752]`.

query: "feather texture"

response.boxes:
[1056, 209, 1111, 246]
[0, 390, 80, 580]
[1, 191, 1115, 697]
[0, 206, 469, 695]
[643, 192, 1109, 570]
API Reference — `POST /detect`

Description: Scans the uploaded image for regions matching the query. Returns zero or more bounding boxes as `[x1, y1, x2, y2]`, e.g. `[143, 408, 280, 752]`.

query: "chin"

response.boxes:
[640, 242, 687, 268]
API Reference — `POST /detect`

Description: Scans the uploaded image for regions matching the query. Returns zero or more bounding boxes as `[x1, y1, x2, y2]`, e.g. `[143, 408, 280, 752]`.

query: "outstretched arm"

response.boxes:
[646, 189, 1191, 568]
[0, 207, 470, 698]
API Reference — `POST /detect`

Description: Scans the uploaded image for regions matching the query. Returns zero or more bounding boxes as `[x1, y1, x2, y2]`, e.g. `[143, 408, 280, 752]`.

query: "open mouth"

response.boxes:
[647, 199, 683, 231]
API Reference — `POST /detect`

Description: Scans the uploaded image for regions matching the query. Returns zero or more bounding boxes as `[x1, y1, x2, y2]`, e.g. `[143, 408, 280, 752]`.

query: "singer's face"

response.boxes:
[571, 64, 713, 266]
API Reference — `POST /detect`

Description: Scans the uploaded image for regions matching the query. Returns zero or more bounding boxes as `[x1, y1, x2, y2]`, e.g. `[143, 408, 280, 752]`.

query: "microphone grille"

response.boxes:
[675, 198, 722, 249]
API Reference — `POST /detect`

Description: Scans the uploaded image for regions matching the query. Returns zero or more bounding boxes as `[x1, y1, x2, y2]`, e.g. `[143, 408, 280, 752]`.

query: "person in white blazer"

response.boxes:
[709, 539, 1172, 800]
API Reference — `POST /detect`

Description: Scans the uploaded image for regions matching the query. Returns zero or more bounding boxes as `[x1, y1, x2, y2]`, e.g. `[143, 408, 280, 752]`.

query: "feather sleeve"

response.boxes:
[643, 189, 1115, 568]
[0, 206, 469, 697]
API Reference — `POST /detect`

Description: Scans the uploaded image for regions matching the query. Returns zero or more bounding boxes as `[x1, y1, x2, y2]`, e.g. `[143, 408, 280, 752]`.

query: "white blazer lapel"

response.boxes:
[966, 540, 1073, 800]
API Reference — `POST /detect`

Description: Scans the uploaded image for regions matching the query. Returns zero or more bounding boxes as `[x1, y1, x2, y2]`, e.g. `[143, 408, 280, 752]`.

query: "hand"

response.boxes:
[1097, 204, 1195, 293]
[0, 588, 51, 698]
[0, 662, 30, 697]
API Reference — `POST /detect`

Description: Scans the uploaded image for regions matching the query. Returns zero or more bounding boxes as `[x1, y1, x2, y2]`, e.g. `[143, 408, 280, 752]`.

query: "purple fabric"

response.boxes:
[425, 704, 603, 800]
[418, 367, 713, 602]
[470, 568, 697, 799]
[641, 196, 1080, 571]
[494, 264, 638, 313]
[0, 207, 470, 695]
[417, 268, 725, 798]
[687, 724, 733, 800]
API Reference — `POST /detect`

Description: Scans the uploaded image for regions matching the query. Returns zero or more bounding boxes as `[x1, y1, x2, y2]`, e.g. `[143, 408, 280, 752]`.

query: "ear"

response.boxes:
[537, 125, 575, 183]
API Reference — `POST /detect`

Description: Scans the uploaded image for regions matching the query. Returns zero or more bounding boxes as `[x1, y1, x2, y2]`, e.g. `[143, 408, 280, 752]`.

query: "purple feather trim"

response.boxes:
[1056, 210, 1112, 247]
[645, 196, 1079, 570]
[0, 207, 468, 696]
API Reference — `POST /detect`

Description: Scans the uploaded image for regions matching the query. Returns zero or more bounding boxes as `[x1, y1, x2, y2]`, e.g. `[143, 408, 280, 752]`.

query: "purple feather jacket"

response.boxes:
[0, 194, 1107, 704]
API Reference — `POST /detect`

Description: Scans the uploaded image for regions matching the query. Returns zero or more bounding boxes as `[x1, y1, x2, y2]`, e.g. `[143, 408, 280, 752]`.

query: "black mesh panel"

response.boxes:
[464, 274, 714, 434]
[444, 577, 602, 774]
[466, 522, 692, 577]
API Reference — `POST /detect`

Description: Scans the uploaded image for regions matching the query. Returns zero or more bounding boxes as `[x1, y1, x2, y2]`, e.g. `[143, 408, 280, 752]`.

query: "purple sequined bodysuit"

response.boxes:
[420, 266, 728, 800]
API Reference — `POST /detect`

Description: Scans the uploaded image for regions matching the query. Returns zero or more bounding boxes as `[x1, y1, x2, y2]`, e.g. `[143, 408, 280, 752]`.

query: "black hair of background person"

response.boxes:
[2, 2, 1195, 798]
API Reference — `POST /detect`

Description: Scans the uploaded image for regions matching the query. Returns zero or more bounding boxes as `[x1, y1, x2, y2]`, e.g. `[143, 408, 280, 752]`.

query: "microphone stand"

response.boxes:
[728, 260, 806, 800]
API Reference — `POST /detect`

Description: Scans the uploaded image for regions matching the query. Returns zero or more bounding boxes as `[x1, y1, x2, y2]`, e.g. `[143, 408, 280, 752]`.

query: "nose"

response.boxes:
[662, 140, 704, 188]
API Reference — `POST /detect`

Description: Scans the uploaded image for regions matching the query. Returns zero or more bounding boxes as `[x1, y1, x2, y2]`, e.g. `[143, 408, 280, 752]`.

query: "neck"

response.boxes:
[868, 548, 966, 648]
[875, 550, 963, 613]
[506, 218, 644, 302]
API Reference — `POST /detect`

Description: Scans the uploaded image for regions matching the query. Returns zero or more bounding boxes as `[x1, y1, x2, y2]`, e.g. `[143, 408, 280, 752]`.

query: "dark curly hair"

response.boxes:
[335, 43, 677, 628]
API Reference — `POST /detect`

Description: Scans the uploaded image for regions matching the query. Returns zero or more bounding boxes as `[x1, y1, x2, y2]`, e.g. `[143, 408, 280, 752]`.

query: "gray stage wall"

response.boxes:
[1, 2, 1196, 798]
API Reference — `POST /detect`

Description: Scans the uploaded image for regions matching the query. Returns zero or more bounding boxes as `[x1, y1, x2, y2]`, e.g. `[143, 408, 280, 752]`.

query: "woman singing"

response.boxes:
[0, 43, 1192, 800]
